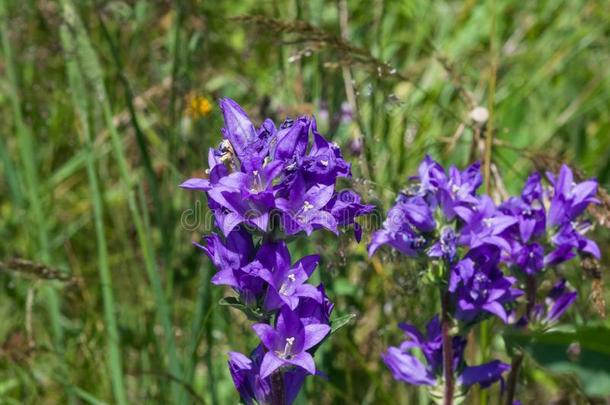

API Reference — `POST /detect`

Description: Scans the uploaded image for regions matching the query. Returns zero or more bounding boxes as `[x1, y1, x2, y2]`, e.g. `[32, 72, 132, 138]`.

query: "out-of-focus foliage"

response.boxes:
[0, 0, 609, 403]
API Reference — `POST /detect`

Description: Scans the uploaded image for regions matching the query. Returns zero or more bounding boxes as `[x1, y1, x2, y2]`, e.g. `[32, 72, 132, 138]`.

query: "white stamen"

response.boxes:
[279, 337, 295, 358]
[303, 201, 314, 212]
[320, 159, 329, 167]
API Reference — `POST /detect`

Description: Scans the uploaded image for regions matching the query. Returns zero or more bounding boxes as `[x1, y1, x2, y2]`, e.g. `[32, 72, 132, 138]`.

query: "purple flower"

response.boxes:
[546, 220, 601, 264]
[228, 345, 307, 405]
[256, 242, 322, 310]
[512, 242, 545, 275]
[437, 162, 482, 220]
[206, 162, 284, 235]
[219, 98, 273, 172]
[428, 226, 458, 262]
[500, 168, 600, 273]
[383, 316, 464, 386]
[383, 316, 509, 389]
[449, 246, 522, 323]
[276, 174, 338, 236]
[547, 165, 599, 226]
[301, 119, 351, 185]
[369, 156, 494, 258]
[182, 99, 370, 402]
[415, 155, 447, 196]
[252, 306, 330, 379]
[272, 116, 310, 164]
[382, 346, 436, 386]
[195, 229, 269, 305]
[458, 360, 510, 388]
[294, 284, 334, 326]
[458, 196, 517, 251]
[368, 195, 433, 256]
[326, 189, 375, 242]
[183, 98, 372, 241]
[522, 279, 577, 327]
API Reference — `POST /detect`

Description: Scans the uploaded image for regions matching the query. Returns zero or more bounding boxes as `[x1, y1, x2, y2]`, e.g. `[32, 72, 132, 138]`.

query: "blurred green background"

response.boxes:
[1, 0, 609, 403]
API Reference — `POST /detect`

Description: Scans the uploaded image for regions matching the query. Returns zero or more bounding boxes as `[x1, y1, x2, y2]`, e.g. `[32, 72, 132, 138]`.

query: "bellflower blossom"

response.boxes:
[498, 165, 599, 327]
[228, 345, 307, 405]
[183, 99, 371, 404]
[449, 246, 523, 324]
[500, 166, 599, 273]
[368, 155, 512, 258]
[382, 316, 509, 391]
[370, 156, 518, 402]
[371, 157, 602, 404]
[182, 98, 373, 238]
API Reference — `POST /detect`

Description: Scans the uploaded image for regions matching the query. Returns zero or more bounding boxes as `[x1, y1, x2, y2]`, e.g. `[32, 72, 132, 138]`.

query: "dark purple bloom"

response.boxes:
[205, 162, 284, 235]
[326, 189, 375, 242]
[383, 316, 464, 386]
[272, 116, 310, 164]
[458, 196, 517, 251]
[383, 316, 509, 389]
[458, 360, 510, 388]
[228, 345, 306, 405]
[252, 306, 330, 379]
[294, 284, 334, 326]
[545, 279, 578, 323]
[382, 345, 435, 386]
[415, 155, 447, 196]
[428, 226, 458, 262]
[182, 99, 371, 402]
[512, 242, 545, 275]
[547, 165, 599, 226]
[301, 119, 351, 185]
[449, 246, 522, 323]
[276, 175, 338, 236]
[195, 230, 268, 304]
[500, 167, 600, 273]
[522, 278, 578, 327]
[368, 195, 433, 256]
[546, 220, 601, 264]
[257, 242, 322, 310]
[183, 98, 372, 241]
[437, 162, 482, 220]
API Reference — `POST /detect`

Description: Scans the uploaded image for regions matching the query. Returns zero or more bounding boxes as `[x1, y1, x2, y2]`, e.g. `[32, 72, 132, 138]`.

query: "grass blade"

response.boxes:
[60, 23, 128, 405]
[59, 1, 184, 401]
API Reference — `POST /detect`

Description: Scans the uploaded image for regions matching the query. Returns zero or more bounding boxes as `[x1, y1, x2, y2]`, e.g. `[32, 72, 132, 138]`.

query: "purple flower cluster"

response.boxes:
[182, 99, 371, 404]
[500, 166, 599, 274]
[370, 156, 600, 399]
[182, 98, 373, 241]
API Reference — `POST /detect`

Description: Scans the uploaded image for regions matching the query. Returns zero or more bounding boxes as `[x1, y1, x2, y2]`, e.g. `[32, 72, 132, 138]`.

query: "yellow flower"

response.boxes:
[185, 93, 212, 119]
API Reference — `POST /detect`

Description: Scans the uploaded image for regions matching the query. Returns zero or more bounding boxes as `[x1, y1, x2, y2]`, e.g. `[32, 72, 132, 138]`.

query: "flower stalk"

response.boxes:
[270, 370, 286, 405]
[441, 291, 454, 405]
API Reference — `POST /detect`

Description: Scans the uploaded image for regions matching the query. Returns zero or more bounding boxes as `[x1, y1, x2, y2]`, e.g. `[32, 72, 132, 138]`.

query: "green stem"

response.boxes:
[504, 352, 523, 405]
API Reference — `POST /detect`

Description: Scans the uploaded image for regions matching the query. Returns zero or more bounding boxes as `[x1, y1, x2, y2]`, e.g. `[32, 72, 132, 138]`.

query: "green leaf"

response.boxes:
[331, 313, 357, 334]
[218, 296, 245, 309]
[218, 297, 268, 322]
[504, 325, 610, 397]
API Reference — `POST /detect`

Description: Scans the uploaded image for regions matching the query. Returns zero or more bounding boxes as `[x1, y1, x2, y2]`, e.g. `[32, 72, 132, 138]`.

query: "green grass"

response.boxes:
[0, 0, 609, 403]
